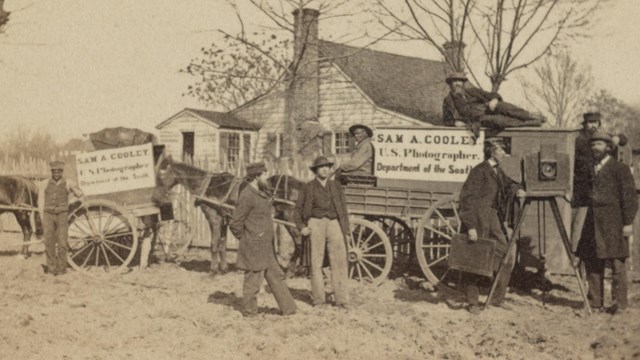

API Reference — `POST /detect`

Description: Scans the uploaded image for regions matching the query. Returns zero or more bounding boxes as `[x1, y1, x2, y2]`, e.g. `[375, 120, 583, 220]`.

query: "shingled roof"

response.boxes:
[157, 108, 260, 131]
[319, 41, 449, 125]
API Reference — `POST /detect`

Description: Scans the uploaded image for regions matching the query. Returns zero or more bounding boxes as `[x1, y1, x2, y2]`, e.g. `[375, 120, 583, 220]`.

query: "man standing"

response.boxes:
[295, 156, 350, 308]
[41, 161, 84, 275]
[458, 138, 525, 314]
[576, 132, 637, 314]
[338, 124, 374, 176]
[229, 162, 297, 317]
[442, 72, 544, 136]
[571, 112, 628, 248]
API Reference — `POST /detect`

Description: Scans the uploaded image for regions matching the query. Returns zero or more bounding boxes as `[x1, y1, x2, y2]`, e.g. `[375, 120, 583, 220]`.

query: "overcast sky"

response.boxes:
[0, 0, 638, 143]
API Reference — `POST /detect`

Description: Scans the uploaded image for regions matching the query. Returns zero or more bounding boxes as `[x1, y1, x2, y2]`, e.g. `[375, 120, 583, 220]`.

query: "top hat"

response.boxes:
[245, 162, 267, 176]
[309, 156, 334, 172]
[49, 161, 65, 171]
[582, 112, 602, 124]
[349, 124, 373, 138]
[589, 131, 613, 144]
[445, 72, 468, 84]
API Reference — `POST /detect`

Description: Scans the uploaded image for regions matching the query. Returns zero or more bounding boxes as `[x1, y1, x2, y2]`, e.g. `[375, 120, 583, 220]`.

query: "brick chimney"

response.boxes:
[289, 8, 320, 125]
[443, 41, 466, 72]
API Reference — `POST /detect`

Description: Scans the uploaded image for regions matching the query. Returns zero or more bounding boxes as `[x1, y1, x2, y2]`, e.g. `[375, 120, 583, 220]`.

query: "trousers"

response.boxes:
[242, 256, 297, 315]
[309, 218, 349, 305]
[583, 257, 627, 309]
[43, 211, 69, 273]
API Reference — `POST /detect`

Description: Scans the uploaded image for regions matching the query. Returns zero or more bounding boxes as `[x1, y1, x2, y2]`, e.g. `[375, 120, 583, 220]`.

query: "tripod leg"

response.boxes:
[549, 198, 592, 316]
[484, 198, 531, 310]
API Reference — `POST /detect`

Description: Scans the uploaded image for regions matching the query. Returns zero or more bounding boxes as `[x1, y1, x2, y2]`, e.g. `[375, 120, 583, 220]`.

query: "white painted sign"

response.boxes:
[75, 143, 156, 195]
[374, 128, 485, 182]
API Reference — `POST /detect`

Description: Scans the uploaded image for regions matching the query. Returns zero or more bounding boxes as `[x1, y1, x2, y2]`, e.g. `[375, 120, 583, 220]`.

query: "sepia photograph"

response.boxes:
[0, 0, 639, 359]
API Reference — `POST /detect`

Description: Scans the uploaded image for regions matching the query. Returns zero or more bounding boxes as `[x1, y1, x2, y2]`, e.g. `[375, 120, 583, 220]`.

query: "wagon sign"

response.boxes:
[75, 143, 156, 196]
[374, 128, 485, 182]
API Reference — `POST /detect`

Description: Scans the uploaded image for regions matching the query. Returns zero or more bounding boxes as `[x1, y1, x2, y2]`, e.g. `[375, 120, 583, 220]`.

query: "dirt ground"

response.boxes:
[1, 235, 639, 360]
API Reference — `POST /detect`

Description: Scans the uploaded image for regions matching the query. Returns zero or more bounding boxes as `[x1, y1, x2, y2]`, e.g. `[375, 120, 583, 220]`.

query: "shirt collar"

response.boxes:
[596, 155, 611, 167]
[49, 178, 65, 185]
[248, 183, 268, 198]
[354, 137, 371, 148]
[315, 177, 328, 187]
[487, 159, 498, 168]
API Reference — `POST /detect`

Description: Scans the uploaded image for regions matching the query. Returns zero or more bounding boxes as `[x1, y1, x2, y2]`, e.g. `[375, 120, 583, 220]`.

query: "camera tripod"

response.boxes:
[484, 195, 592, 315]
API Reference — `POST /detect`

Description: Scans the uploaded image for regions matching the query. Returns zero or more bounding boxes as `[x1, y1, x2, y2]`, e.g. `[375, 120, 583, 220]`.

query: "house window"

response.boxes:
[334, 131, 351, 154]
[243, 134, 251, 165]
[227, 133, 240, 168]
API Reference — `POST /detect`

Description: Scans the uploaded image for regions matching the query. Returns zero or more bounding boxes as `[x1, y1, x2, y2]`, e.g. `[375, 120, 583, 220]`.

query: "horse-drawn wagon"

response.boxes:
[64, 128, 191, 273]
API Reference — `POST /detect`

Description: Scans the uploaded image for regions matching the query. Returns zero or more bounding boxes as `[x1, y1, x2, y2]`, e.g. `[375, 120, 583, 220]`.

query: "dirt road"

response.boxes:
[0, 241, 638, 360]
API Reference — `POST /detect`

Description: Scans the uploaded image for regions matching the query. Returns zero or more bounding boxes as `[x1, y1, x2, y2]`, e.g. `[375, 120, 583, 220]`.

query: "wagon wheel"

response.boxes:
[348, 218, 393, 286]
[67, 199, 139, 273]
[156, 187, 193, 260]
[415, 195, 461, 288]
[365, 216, 415, 273]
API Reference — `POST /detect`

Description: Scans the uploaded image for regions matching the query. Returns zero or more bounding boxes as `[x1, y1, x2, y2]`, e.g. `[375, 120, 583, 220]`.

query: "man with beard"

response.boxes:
[295, 156, 350, 308]
[576, 132, 637, 314]
[458, 138, 526, 314]
[442, 72, 544, 137]
[229, 162, 297, 317]
[570, 112, 628, 248]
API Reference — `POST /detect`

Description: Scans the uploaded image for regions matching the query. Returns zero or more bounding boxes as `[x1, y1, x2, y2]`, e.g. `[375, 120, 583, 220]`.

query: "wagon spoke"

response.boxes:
[349, 264, 355, 279]
[363, 240, 384, 253]
[68, 236, 89, 247]
[423, 225, 452, 240]
[100, 244, 111, 268]
[103, 238, 133, 251]
[434, 209, 455, 234]
[356, 263, 363, 284]
[101, 211, 116, 234]
[83, 212, 99, 237]
[104, 231, 134, 240]
[70, 219, 94, 238]
[360, 231, 377, 248]
[104, 222, 129, 237]
[81, 246, 95, 268]
[102, 242, 126, 264]
[357, 225, 364, 244]
[95, 244, 100, 266]
[426, 254, 449, 268]
[361, 258, 384, 273]
[363, 253, 387, 258]
[359, 260, 376, 281]
[70, 242, 92, 259]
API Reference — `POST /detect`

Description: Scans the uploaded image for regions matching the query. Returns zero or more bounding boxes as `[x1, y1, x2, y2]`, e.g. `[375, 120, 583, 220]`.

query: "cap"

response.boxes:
[309, 156, 334, 172]
[582, 112, 602, 124]
[589, 131, 613, 144]
[445, 72, 468, 84]
[348, 124, 373, 138]
[49, 161, 65, 170]
[245, 162, 267, 176]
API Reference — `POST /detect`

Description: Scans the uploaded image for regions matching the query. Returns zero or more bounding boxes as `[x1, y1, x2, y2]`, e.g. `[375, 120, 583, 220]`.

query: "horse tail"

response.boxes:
[24, 178, 43, 237]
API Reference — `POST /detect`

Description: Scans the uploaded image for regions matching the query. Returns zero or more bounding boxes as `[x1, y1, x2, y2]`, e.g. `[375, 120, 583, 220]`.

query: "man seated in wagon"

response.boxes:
[336, 124, 375, 176]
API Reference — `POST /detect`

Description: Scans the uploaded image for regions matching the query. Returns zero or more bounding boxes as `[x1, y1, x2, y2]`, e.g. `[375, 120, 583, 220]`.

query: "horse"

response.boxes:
[0, 176, 43, 257]
[157, 156, 241, 275]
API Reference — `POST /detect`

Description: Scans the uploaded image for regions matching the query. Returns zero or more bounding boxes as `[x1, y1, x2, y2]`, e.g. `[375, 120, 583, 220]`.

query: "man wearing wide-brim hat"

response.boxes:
[575, 131, 637, 314]
[294, 156, 351, 308]
[39, 160, 84, 276]
[336, 124, 374, 176]
[229, 161, 297, 317]
[442, 71, 545, 136]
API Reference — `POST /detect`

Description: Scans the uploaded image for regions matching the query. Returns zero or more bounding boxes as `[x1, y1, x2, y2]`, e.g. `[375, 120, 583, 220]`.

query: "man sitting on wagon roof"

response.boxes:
[442, 72, 545, 137]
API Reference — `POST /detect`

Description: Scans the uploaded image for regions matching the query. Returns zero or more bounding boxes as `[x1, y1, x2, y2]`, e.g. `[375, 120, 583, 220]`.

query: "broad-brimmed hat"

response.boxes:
[445, 72, 468, 84]
[349, 124, 373, 138]
[484, 137, 505, 149]
[309, 156, 334, 172]
[589, 131, 613, 144]
[582, 112, 602, 124]
[245, 162, 267, 176]
[49, 161, 65, 171]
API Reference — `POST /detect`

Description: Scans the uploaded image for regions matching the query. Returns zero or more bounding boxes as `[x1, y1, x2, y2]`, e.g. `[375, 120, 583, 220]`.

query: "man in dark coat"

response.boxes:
[571, 112, 628, 248]
[576, 132, 637, 314]
[229, 162, 297, 317]
[458, 138, 525, 314]
[442, 72, 544, 137]
[295, 156, 351, 308]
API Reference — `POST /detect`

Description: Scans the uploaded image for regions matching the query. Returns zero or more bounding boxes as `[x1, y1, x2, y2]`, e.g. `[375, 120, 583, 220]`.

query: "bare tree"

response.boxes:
[520, 51, 593, 128]
[372, 0, 605, 91]
[586, 90, 640, 144]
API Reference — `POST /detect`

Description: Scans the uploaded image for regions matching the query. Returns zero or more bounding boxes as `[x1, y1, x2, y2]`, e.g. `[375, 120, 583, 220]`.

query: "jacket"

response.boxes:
[445, 87, 503, 122]
[229, 185, 276, 271]
[294, 178, 350, 238]
[576, 157, 638, 259]
[340, 138, 374, 175]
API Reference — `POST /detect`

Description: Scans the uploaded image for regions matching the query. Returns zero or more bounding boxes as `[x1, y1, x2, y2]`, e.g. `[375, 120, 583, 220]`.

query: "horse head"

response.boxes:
[156, 155, 178, 190]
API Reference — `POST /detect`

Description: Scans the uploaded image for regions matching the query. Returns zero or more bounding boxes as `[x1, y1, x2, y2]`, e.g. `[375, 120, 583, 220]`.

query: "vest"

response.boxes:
[44, 179, 69, 213]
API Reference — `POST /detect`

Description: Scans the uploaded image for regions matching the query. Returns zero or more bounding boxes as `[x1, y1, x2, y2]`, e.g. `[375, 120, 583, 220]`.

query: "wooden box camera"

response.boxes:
[523, 144, 570, 196]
